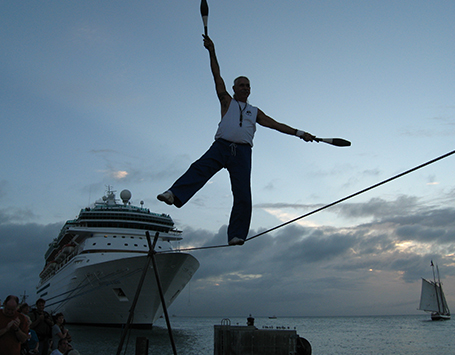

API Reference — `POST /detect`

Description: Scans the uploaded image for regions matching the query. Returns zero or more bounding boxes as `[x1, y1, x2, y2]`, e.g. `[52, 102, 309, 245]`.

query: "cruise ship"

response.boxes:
[36, 187, 199, 327]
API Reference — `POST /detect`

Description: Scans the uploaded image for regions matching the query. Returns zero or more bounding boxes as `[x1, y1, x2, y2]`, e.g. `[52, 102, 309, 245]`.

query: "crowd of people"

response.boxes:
[0, 295, 80, 355]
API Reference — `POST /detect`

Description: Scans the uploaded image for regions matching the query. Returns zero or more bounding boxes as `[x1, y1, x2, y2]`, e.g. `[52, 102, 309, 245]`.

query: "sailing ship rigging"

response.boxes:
[418, 261, 450, 321]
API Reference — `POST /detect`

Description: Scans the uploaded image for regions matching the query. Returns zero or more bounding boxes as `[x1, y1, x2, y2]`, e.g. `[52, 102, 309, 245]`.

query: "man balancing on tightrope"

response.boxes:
[158, 35, 315, 246]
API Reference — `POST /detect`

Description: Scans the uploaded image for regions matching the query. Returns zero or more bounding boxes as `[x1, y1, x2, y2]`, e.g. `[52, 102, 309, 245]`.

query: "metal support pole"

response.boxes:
[149, 231, 178, 354]
[115, 231, 177, 355]
[116, 232, 156, 355]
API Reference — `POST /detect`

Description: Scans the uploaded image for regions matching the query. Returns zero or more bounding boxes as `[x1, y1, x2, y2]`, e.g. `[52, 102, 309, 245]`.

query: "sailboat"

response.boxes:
[418, 261, 450, 321]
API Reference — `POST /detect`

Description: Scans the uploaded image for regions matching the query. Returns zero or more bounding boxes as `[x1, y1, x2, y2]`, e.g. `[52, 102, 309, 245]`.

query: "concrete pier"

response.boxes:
[214, 318, 311, 355]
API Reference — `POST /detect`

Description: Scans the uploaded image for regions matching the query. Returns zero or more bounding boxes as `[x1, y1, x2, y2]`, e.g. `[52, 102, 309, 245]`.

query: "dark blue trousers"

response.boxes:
[170, 139, 252, 241]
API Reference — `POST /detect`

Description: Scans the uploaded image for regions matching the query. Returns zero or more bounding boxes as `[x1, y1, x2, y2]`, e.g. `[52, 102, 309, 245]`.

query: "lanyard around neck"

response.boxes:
[235, 99, 248, 127]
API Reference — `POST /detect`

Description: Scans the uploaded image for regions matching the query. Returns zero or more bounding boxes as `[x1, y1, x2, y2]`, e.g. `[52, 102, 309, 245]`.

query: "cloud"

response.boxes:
[0, 222, 61, 301]
[90, 148, 192, 183]
[337, 195, 420, 219]
[0, 207, 39, 224]
[0, 180, 8, 199]
[111, 170, 128, 179]
[174, 197, 455, 315]
[429, 115, 455, 126]
[1, 195, 454, 317]
[399, 115, 455, 137]
[254, 202, 320, 210]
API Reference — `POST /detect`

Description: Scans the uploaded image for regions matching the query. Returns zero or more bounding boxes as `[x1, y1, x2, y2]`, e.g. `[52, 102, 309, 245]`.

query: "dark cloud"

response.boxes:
[1, 196, 454, 316]
[177, 198, 455, 315]
[0, 207, 39, 224]
[0, 180, 8, 199]
[337, 195, 420, 219]
[254, 202, 322, 210]
[0, 222, 61, 301]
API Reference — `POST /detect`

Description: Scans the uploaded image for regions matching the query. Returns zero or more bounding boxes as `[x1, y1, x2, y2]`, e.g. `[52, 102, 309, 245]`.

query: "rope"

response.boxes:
[157, 148, 455, 254]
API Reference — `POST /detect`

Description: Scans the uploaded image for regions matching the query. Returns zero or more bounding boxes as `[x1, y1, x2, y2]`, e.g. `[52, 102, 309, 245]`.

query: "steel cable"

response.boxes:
[157, 148, 455, 253]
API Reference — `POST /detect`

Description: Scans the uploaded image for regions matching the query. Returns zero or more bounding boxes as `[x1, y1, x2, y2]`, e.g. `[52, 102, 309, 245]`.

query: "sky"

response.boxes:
[1, 0, 455, 318]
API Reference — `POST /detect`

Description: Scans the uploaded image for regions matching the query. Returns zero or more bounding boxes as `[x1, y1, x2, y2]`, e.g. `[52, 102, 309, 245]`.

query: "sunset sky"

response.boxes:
[1, 0, 454, 317]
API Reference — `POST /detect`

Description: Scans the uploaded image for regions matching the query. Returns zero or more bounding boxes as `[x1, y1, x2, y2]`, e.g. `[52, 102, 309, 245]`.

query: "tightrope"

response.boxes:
[157, 148, 455, 254]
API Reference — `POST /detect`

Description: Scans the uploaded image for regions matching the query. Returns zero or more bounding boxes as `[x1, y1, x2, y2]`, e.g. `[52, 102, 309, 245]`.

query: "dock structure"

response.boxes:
[214, 318, 311, 355]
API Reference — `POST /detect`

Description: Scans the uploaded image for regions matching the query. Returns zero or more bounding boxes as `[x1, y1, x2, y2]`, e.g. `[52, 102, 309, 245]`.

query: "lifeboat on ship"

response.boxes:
[62, 243, 75, 255]
[54, 243, 75, 262]
[39, 261, 57, 279]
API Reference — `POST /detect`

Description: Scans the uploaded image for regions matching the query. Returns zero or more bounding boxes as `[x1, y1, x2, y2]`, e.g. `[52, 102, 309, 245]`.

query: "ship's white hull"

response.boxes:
[37, 251, 199, 326]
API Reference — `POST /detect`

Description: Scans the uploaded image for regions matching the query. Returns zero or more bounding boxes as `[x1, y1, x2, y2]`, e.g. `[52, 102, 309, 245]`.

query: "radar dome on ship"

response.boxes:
[120, 189, 132, 204]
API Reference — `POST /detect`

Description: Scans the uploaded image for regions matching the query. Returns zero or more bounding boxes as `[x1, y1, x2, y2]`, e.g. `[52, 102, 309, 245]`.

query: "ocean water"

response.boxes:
[67, 315, 455, 355]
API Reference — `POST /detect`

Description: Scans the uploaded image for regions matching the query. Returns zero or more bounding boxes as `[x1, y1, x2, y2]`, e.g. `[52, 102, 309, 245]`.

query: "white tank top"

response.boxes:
[215, 99, 258, 146]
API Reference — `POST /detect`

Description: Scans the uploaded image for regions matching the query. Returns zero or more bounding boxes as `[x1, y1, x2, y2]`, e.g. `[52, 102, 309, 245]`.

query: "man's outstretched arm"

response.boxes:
[203, 35, 231, 115]
[256, 109, 315, 142]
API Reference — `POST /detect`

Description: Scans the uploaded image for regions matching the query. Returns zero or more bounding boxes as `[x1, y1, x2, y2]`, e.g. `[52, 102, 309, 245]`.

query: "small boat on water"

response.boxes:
[418, 261, 450, 321]
[36, 187, 199, 327]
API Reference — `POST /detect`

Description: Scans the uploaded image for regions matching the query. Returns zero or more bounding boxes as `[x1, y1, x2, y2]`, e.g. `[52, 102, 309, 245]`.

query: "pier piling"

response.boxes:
[135, 337, 149, 355]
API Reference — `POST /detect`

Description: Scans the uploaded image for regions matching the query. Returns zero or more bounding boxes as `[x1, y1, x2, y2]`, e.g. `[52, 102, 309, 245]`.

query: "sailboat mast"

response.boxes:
[436, 264, 449, 314]
[431, 261, 436, 282]
[431, 261, 443, 314]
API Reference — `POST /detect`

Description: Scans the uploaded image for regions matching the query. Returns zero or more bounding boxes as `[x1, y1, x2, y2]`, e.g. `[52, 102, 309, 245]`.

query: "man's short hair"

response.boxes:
[18, 303, 29, 312]
[233, 76, 249, 86]
[35, 298, 46, 305]
[3, 295, 19, 306]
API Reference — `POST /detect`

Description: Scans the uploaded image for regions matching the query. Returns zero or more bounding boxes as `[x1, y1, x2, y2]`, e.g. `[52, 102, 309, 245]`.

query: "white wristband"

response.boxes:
[296, 130, 306, 138]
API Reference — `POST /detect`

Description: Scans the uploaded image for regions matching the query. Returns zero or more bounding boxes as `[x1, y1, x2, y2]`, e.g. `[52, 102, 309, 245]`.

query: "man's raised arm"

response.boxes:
[203, 35, 231, 115]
